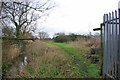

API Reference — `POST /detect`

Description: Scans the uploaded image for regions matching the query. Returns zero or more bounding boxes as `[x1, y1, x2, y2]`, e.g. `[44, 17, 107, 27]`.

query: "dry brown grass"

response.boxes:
[34, 43, 68, 64]
[71, 37, 101, 49]
[2, 39, 38, 65]
[7, 45, 20, 60]
[3, 40, 48, 78]
[2, 39, 47, 64]
[25, 40, 47, 60]
[18, 41, 71, 78]
[67, 37, 101, 59]
[2, 40, 21, 63]
[68, 37, 90, 50]
[85, 37, 101, 48]
[23, 40, 33, 44]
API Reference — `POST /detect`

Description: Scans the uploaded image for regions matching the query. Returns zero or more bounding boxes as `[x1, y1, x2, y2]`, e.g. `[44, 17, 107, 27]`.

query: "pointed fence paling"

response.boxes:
[103, 10, 120, 79]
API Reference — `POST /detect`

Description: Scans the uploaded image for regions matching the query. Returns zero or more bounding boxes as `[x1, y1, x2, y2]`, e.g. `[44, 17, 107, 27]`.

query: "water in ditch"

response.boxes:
[5, 55, 28, 78]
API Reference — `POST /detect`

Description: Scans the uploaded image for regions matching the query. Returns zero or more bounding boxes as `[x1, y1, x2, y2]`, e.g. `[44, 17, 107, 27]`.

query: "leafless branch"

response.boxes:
[1, 0, 56, 38]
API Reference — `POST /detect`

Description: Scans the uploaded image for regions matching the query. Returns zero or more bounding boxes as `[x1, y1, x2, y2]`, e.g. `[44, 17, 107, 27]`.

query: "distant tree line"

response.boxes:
[53, 33, 88, 43]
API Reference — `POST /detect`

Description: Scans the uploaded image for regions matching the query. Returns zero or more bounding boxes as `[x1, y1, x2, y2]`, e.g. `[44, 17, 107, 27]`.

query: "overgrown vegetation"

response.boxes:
[2, 39, 27, 77]
[2, 31, 101, 78]
[18, 41, 81, 78]
[17, 38, 100, 78]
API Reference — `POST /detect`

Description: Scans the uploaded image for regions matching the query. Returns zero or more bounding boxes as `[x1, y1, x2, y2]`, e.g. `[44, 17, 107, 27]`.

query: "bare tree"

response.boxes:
[1, 1, 55, 38]
[38, 31, 49, 39]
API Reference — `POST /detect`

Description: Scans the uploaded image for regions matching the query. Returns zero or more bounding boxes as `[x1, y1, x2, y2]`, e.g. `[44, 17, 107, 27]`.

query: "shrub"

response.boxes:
[53, 34, 78, 43]
[54, 36, 69, 43]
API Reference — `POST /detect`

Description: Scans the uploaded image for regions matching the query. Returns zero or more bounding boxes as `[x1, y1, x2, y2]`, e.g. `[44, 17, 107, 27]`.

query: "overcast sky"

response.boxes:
[36, 0, 120, 38]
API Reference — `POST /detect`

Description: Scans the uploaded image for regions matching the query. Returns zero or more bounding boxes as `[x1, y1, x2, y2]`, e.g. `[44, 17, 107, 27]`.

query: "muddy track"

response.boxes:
[67, 52, 89, 78]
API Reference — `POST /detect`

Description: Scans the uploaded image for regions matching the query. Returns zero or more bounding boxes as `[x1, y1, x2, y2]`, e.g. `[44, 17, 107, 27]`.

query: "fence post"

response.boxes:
[118, 1, 120, 79]
[100, 24, 103, 76]
[0, 2, 2, 80]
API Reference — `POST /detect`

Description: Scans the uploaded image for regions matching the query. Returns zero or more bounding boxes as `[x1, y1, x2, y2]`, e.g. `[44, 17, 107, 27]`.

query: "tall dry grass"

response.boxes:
[85, 37, 101, 48]
[25, 40, 47, 61]
[3, 39, 49, 78]
[2, 40, 21, 63]
[71, 37, 101, 48]
[18, 41, 71, 78]
[68, 37, 89, 50]
[68, 36, 101, 59]
[2, 39, 37, 63]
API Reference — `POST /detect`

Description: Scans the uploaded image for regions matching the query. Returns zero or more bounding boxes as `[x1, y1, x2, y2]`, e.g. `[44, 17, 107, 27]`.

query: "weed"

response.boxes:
[26, 65, 34, 76]
[2, 62, 12, 75]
